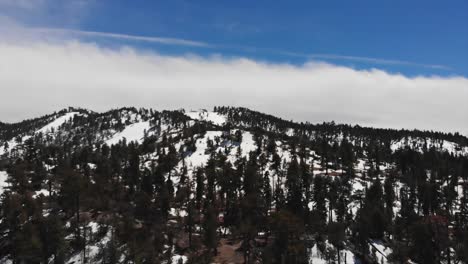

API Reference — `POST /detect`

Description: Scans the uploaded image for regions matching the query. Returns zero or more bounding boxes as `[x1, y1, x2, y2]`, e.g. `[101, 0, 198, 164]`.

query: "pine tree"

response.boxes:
[285, 157, 303, 216]
[204, 204, 218, 256]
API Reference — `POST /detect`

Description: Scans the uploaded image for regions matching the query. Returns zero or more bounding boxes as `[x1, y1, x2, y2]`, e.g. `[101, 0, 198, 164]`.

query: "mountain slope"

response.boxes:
[0, 107, 467, 264]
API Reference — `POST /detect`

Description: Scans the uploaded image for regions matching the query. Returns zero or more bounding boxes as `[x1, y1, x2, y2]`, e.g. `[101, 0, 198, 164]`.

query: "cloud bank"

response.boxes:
[0, 40, 467, 135]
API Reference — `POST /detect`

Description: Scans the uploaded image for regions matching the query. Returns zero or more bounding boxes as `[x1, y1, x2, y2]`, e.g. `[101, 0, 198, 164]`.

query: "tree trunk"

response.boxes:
[83, 226, 87, 263]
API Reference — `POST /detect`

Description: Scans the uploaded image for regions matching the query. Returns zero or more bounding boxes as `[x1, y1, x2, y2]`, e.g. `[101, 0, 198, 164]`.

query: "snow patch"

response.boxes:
[370, 241, 392, 264]
[0, 135, 31, 156]
[37, 112, 79, 134]
[170, 208, 188, 218]
[186, 110, 226, 126]
[0, 171, 9, 195]
[240, 131, 257, 157]
[105, 121, 151, 145]
[185, 131, 223, 168]
[391, 137, 468, 156]
[171, 254, 188, 264]
[67, 222, 112, 264]
[33, 189, 50, 198]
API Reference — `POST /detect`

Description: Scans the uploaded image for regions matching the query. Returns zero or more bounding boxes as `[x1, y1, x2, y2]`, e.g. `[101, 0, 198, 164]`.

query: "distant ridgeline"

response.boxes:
[0, 106, 467, 264]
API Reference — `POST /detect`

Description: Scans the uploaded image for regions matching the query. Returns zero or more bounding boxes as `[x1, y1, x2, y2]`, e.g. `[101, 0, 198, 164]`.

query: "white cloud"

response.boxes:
[0, 40, 467, 135]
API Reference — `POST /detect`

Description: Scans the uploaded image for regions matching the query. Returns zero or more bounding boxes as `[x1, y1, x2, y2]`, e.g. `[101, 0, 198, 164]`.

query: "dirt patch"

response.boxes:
[212, 238, 245, 264]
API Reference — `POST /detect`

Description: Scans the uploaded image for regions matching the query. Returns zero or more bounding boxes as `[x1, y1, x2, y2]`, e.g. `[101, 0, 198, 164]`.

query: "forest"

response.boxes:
[0, 106, 467, 264]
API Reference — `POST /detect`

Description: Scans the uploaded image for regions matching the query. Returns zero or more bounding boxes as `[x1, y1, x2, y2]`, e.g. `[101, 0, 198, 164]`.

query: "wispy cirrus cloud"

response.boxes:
[306, 54, 451, 70]
[14, 26, 454, 71]
[0, 0, 455, 72]
[0, 0, 457, 71]
[35, 28, 212, 48]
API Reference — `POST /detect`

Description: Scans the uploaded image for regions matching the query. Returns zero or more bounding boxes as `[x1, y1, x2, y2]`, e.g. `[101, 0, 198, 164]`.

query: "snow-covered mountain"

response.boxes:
[0, 107, 467, 264]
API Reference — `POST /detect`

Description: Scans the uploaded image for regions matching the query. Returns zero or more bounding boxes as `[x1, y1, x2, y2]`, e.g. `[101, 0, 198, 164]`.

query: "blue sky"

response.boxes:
[3, 0, 468, 76]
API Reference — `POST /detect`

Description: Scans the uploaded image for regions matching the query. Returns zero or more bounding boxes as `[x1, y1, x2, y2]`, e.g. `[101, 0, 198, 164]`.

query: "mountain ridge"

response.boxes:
[1, 106, 467, 147]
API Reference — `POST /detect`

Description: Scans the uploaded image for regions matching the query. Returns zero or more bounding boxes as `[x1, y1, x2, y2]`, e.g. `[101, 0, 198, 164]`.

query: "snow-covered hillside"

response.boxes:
[391, 136, 468, 156]
[106, 121, 151, 146]
[185, 110, 227, 126]
[36, 112, 80, 135]
[0, 107, 467, 264]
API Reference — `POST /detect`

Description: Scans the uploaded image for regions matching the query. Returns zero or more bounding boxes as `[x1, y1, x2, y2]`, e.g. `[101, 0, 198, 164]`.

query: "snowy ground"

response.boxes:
[0, 171, 9, 195]
[185, 110, 226, 126]
[66, 222, 112, 264]
[0, 112, 79, 155]
[308, 241, 355, 264]
[391, 137, 468, 156]
[184, 131, 223, 168]
[240, 131, 257, 157]
[105, 121, 151, 145]
[36, 112, 79, 135]
[0, 135, 31, 156]
[370, 241, 393, 264]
